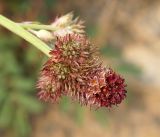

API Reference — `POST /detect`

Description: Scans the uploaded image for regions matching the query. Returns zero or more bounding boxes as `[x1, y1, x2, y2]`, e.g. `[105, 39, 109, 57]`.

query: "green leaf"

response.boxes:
[12, 77, 34, 91]
[0, 34, 21, 50]
[0, 97, 13, 128]
[25, 47, 39, 63]
[17, 94, 43, 113]
[14, 108, 31, 137]
[0, 90, 7, 104]
[2, 52, 22, 74]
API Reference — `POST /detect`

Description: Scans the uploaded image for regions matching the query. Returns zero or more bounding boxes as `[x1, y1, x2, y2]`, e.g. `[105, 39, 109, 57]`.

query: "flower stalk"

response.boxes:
[0, 15, 51, 57]
[19, 23, 57, 31]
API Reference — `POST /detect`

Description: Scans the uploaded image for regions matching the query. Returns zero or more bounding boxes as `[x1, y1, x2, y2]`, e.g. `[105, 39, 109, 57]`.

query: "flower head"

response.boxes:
[37, 34, 127, 109]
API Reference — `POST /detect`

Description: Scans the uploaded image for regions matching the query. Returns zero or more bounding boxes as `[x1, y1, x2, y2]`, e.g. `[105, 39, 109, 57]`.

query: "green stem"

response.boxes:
[19, 23, 57, 31]
[0, 15, 51, 57]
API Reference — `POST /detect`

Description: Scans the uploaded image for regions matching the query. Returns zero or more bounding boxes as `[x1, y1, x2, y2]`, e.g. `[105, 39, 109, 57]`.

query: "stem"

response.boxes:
[19, 23, 57, 31]
[0, 15, 51, 57]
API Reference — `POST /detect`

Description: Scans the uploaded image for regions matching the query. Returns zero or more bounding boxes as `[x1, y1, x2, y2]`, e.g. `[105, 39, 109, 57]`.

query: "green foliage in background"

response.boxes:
[0, 1, 56, 136]
[0, 34, 44, 137]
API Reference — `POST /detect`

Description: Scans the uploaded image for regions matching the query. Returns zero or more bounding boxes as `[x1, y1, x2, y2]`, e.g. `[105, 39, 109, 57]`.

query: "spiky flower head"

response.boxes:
[37, 34, 127, 109]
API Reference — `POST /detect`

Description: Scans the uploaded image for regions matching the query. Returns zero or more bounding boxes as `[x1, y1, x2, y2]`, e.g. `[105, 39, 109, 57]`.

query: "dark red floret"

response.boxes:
[89, 69, 127, 108]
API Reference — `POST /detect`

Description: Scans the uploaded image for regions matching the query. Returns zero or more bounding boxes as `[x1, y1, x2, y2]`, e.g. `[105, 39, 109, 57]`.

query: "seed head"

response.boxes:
[37, 34, 127, 109]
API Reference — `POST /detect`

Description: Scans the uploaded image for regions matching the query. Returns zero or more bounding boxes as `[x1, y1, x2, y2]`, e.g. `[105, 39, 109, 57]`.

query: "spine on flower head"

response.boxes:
[37, 34, 127, 108]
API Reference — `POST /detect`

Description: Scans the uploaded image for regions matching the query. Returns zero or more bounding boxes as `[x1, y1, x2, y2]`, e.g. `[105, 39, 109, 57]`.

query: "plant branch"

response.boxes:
[19, 23, 57, 31]
[0, 15, 51, 57]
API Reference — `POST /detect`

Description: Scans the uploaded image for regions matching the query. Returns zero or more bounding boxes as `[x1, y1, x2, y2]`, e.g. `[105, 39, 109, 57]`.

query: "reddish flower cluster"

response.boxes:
[87, 69, 126, 107]
[37, 34, 127, 108]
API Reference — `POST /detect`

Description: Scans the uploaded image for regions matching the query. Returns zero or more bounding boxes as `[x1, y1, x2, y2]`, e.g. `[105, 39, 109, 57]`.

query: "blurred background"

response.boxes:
[0, 0, 160, 137]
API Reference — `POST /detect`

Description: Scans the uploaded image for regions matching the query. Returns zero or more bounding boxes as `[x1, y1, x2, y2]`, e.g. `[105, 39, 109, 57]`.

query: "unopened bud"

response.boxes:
[30, 29, 53, 42]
